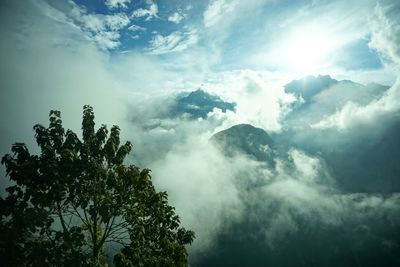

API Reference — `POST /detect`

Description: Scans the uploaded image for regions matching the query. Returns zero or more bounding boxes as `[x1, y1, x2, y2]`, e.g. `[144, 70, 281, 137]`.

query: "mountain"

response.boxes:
[199, 123, 400, 267]
[284, 75, 389, 106]
[283, 75, 390, 126]
[279, 75, 396, 192]
[320, 118, 400, 193]
[187, 76, 399, 267]
[211, 124, 275, 166]
[284, 75, 338, 103]
[173, 89, 236, 119]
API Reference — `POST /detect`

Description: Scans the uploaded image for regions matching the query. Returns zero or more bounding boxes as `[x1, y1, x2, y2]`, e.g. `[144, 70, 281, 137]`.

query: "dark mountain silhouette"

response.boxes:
[173, 89, 236, 119]
[321, 118, 400, 193]
[211, 124, 275, 166]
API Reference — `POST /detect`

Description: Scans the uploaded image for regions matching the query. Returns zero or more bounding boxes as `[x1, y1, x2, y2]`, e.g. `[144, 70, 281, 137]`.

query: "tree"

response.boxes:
[0, 105, 194, 266]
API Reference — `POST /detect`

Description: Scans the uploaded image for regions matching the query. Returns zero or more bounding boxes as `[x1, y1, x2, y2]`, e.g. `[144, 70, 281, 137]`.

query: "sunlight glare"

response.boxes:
[278, 25, 336, 72]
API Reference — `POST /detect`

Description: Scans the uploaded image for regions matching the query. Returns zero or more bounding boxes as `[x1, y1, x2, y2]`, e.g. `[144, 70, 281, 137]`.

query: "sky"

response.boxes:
[0, 0, 397, 135]
[44, 0, 398, 83]
[1, 0, 400, 266]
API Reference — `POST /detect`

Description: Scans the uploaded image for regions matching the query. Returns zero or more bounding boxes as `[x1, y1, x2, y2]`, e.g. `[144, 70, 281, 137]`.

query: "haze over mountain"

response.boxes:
[173, 89, 236, 119]
[211, 124, 275, 167]
[1, 0, 400, 266]
[153, 75, 400, 266]
[189, 75, 400, 266]
[283, 75, 391, 127]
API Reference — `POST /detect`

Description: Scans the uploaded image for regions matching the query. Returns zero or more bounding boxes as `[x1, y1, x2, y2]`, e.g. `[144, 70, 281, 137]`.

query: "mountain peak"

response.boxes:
[211, 124, 275, 165]
[284, 75, 338, 102]
[174, 89, 236, 119]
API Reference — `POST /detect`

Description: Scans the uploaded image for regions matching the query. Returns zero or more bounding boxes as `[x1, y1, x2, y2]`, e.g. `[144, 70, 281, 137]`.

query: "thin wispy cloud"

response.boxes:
[105, 0, 131, 10]
[147, 30, 198, 55]
[203, 0, 238, 28]
[131, 1, 158, 21]
[168, 12, 184, 24]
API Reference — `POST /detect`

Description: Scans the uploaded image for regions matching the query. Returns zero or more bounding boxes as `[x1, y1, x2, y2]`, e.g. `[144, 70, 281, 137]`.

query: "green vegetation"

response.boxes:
[0, 105, 194, 266]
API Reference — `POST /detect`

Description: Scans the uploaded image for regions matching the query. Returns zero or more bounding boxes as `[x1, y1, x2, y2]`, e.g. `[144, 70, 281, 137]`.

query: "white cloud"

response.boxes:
[105, 0, 131, 10]
[72, 11, 130, 32]
[92, 30, 121, 50]
[67, 1, 130, 49]
[0, 0, 180, 164]
[131, 2, 158, 21]
[168, 12, 184, 24]
[149, 32, 181, 52]
[203, 70, 296, 132]
[128, 24, 146, 32]
[147, 121, 400, 251]
[289, 149, 321, 182]
[152, 137, 246, 251]
[0, 0, 130, 157]
[232, 147, 400, 247]
[311, 2, 400, 131]
[105, 13, 130, 30]
[203, 0, 237, 28]
[147, 30, 198, 55]
[312, 78, 400, 130]
[368, 2, 400, 65]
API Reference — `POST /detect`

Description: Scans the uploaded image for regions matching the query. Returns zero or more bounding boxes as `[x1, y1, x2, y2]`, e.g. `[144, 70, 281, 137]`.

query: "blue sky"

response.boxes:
[0, 0, 398, 135]
[0, 0, 399, 152]
[55, 0, 397, 82]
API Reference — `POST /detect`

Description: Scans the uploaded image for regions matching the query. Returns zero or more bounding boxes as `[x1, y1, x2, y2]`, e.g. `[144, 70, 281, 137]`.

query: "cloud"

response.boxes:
[2, 0, 400, 264]
[0, 0, 176, 191]
[127, 24, 146, 40]
[368, 1, 400, 65]
[119, 79, 400, 254]
[105, 13, 130, 30]
[203, 0, 237, 28]
[131, 1, 158, 21]
[147, 30, 198, 55]
[105, 0, 131, 10]
[311, 77, 400, 130]
[68, 1, 130, 49]
[128, 24, 146, 32]
[256, 177, 400, 247]
[69, 2, 130, 32]
[145, 118, 400, 254]
[243, 0, 388, 77]
[92, 30, 121, 50]
[151, 136, 247, 251]
[168, 12, 184, 24]
[0, 0, 128, 136]
[203, 70, 296, 132]
[220, 147, 400, 250]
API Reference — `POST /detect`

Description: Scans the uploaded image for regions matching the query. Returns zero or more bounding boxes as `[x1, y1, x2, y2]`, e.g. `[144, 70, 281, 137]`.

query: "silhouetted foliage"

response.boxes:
[0, 105, 194, 266]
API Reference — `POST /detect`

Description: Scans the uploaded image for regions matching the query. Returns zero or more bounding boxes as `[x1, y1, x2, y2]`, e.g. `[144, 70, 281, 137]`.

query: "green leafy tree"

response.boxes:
[0, 105, 194, 266]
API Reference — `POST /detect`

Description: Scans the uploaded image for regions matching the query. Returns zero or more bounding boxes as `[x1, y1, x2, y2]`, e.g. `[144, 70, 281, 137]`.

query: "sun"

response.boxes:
[276, 25, 336, 72]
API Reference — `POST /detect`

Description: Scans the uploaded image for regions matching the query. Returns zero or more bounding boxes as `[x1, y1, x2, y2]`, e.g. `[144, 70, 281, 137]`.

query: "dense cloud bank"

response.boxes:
[126, 72, 400, 266]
